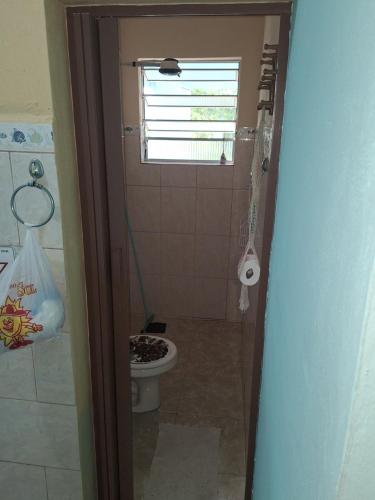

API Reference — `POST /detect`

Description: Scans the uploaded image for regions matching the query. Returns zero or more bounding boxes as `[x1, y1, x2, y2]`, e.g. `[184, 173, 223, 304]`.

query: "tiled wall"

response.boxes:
[120, 15, 265, 323]
[0, 124, 82, 500]
[125, 135, 254, 321]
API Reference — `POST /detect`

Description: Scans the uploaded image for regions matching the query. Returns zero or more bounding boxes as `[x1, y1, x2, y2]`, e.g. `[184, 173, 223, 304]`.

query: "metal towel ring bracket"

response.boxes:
[10, 159, 55, 228]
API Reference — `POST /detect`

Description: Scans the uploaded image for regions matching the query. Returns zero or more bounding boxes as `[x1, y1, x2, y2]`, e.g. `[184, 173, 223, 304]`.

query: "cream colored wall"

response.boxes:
[0, 0, 52, 122]
[121, 16, 264, 126]
[44, 2, 97, 500]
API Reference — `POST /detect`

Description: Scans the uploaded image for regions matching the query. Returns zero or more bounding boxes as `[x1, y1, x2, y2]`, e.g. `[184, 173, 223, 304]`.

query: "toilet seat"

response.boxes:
[130, 335, 177, 378]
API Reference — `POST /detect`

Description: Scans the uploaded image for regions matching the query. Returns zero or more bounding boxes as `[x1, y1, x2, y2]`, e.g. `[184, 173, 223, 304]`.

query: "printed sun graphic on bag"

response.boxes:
[0, 296, 43, 350]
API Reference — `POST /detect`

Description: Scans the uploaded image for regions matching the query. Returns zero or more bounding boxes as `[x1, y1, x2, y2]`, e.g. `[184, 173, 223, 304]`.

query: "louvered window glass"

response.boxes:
[140, 60, 240, 164]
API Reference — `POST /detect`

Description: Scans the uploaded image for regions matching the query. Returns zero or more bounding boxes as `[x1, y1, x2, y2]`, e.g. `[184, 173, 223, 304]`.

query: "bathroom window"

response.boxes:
[139, 59, 240, 164]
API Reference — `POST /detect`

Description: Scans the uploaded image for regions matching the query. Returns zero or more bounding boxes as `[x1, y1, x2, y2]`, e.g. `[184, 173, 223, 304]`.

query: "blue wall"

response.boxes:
[253, 1, 375, 499]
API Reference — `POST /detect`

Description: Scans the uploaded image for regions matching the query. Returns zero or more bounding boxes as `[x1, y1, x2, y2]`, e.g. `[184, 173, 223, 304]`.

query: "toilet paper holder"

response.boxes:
[246, 268, 254, 279]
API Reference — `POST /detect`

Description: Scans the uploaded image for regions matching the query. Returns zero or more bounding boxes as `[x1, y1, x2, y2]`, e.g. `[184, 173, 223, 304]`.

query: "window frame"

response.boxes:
[138, 57, 241, 166]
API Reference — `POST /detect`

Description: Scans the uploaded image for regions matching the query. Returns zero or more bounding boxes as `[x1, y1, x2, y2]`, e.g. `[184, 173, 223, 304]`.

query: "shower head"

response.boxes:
[158, 58, 182, 77]
[130, 58, 182, 77]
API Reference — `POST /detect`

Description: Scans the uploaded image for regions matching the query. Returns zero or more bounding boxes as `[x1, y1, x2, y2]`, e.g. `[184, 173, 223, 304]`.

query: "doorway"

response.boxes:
[67, 4, 291, 500]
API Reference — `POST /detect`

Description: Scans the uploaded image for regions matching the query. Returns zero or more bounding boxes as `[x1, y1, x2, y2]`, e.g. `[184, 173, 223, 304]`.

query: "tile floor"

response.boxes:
[131, 316, 246, 500]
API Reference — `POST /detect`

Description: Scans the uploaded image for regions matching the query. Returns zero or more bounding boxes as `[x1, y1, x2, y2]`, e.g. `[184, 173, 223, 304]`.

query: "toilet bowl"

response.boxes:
[130, 335, 177, 413]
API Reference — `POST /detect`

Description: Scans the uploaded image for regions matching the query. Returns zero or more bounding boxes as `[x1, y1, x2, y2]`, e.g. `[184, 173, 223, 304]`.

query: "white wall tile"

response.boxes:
[10, 153, 63, 249]
[0, 461, 47, 500]
[196, 189, 232, 235]
[33, 334, 75, 405]
[46, 467, 83, 500]
[127, 185, 161, 232]
[0, 399, 80, 469]
[197, 165, 233, 189]
[0, 152, 19, 245]
[130, 273, 161, 315]
[129, 232, 161, 275]
[124, 135, 161, 187]
[194, 234, 230, 278]
[230, 189, 249, 236]
[233, 140, 253, 189]
[160, 275, 195, 317]
[193, 277, 228, 319]
[161, 187, 196, 234]
[0, 347, 36, 400]
[161, 164, 197, 187]
[0, 126, 81, 484]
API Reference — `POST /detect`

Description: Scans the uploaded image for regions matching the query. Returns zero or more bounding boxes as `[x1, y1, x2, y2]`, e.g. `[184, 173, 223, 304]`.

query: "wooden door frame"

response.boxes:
[67, 4, 291, 499]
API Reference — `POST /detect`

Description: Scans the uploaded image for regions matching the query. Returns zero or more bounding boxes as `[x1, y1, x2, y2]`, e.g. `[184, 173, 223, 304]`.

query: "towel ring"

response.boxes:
[10, 159, 55, 228]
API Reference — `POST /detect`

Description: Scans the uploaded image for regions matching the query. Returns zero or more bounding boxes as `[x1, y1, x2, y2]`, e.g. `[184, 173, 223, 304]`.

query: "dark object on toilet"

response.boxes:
[143, 321, 167, 334]
[130, 335, 169, 363]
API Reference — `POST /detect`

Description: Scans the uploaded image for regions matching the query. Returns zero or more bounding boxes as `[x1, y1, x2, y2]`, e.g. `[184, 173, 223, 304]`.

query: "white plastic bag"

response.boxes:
[0, 229, 64, 353]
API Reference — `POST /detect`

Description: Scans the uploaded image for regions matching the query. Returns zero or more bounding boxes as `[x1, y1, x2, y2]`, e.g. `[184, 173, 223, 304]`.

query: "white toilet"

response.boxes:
[130, 335, 177, 413]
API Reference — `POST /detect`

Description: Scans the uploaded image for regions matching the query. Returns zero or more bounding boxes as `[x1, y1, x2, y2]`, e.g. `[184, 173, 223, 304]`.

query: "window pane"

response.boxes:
[147, 130, 235, 140]
[147, 139, 234, 162]
[145, 95, 238, 107]
[146, 121, 236, 132]
[145, 104, 237, 121]
[178, 61, 240, 70]
[144, 81, 239, 95]
[144, 69, 239, 81]
[140, 59, 240, 164]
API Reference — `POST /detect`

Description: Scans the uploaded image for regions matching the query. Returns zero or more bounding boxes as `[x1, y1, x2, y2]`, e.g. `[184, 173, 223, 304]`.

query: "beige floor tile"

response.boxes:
[133, 410, 176, 470]
[175, 414, 246, 476]
[154, 316, 199, 343]
[217, 474, 246, 500]
[170, 341, 193, 376]
[159, 369, 186, 413]
[195, 319, 242, 345]
[187, 338, 241, 375]
[179, 371, 244, 420]
[132, 410, 176, 499]
[131, 318, 247, 498]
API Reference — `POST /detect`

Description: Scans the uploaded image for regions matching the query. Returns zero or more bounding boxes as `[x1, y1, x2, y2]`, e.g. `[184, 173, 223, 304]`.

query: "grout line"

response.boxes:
[30, 345, 39, 401]
[44, 467, 50, 500]
[9, 244, 64, 252]
[0, 460, 44, 471]
[0, 149, 54, 154]
[0, 458, 80, 472]
[0, 395, 76, 407]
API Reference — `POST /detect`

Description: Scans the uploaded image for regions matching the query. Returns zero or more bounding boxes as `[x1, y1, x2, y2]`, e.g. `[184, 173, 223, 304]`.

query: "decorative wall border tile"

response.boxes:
[0, 123, 54, 153]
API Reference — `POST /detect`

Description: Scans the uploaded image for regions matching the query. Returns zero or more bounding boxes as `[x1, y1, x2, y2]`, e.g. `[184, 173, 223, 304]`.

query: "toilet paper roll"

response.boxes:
[238, 253, 260, 286]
